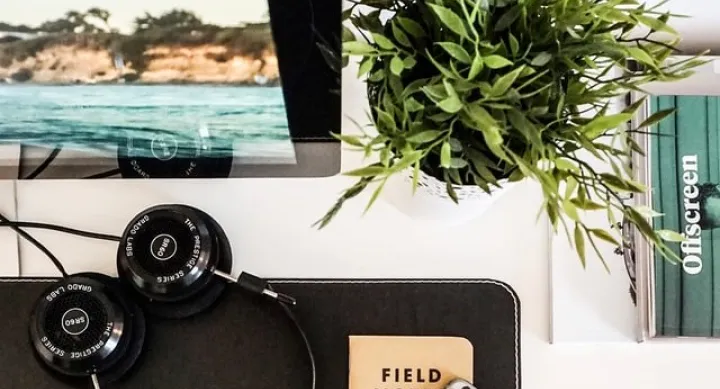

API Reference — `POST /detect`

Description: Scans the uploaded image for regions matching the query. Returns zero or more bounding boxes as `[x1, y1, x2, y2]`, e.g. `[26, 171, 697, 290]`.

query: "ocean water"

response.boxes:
[0, 85, 295, 161]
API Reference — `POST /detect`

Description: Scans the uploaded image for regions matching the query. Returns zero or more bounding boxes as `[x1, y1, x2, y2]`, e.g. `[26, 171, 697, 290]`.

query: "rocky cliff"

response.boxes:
[0, 44, 278, 84]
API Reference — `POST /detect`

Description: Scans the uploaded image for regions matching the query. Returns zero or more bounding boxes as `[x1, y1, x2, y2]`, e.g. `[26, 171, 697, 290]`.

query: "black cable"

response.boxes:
[0, 212, 68, 277]
[0, 221, 121, 242]
[269, 284, 317, 389]
[84, 168, 121, 179]
[25, 146, 62, 179]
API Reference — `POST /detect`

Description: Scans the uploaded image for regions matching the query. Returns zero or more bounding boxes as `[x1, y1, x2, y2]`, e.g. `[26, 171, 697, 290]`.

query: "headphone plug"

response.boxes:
[235, 272, 297, 306]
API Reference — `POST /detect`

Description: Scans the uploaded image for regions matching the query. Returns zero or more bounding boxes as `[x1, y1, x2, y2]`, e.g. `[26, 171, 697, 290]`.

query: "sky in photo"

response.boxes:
[1, 0, 269, 33]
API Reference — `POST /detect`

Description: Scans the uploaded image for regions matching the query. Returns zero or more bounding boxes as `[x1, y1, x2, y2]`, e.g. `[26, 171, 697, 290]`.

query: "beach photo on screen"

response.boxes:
[0, 0, 296, 166]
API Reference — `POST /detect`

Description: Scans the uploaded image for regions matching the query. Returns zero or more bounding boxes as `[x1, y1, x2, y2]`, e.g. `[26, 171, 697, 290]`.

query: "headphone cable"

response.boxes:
[0, 213, 317, 389]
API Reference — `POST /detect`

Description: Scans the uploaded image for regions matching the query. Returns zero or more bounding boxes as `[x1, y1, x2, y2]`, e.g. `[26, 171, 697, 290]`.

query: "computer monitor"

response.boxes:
[0, 0, 340, 179]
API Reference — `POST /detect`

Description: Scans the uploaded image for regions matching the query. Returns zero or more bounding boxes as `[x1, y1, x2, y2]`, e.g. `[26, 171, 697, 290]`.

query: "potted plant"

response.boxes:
[316, 0, 705, 267]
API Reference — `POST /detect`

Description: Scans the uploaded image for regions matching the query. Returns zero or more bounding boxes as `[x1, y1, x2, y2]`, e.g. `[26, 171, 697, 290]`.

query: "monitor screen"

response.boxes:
[0, 0, 340, 179]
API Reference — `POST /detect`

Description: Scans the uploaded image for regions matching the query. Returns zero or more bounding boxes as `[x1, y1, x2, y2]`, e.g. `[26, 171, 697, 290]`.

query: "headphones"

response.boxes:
[28, 204, 312, 388]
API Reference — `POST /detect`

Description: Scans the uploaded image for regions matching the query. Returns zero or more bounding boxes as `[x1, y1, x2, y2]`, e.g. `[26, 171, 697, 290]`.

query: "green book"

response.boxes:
[651, 95, 720, 337]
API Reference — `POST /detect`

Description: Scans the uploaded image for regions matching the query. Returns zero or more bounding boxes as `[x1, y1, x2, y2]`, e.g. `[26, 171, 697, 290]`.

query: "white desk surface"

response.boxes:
[5, 2, 720, 386]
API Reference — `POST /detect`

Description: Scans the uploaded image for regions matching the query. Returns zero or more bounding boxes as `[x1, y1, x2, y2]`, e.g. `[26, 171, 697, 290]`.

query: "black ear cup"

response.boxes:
[117, 204, 233, 319]
[29, 273, 145, 386]
[117, 132, 233, 179]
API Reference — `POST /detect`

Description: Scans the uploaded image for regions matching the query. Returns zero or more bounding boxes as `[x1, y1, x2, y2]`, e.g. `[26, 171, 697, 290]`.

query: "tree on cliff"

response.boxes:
[37, 8, 113, 34]
[134, 9, 204, 32]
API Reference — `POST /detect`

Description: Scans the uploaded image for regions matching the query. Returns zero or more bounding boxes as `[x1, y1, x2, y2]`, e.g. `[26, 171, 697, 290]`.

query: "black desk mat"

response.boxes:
[0, 278, 520, 389]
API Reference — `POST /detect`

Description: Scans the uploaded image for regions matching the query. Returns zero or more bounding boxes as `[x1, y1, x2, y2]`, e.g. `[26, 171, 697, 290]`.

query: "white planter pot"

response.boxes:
[381, 169, 515, 225]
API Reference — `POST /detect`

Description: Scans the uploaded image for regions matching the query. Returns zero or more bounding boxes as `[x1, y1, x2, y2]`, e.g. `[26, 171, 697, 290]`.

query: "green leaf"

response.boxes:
[565, 176, 578, 198]
[396, 17, 425, 39]
[627, 47, 656, 67]
[634, 14, 678, 35]
[563, 199, 580, 221]
[437, 42, 472, 64]
[638, 108, 675, 129]
[344, 41, 376, 55]
[438, 96, 463, 113]
[583, 113, 632, 139]
[391, 22, 412, 47]
[494, 5, 521, 31]
[407, 130, 442, 143]
[555, 158, 578, 172]
[441, 141, 452, 168]
[403, 56, 417, 69]
[507, 109, 544, 149]
[491, 66, 525, 96]
[405, 97, 424, 112]
[364, 177, 388, 215]
[657, 229, 685, 242]
[484, 55, 513, 69]
[331, 133, 365, 148]
[530, 52, 552, 67]
[372, 33, 395, 50]
[468, 55, 484, 80]
[344, 165, 387, 177]
[632, 205, 663, 218]
[509, 33, 520, 57]
[425, 49, 457, 79]
[465, 104, 501, 132]
[358, 58, 374, 78]
[589, 229, 620, 246]
[449, 138, 463, 151]
[450, 158, 468, 168]
[428, 4, 470, 40]
[574, 224, 586, 267]
[390, 56, 405, 76]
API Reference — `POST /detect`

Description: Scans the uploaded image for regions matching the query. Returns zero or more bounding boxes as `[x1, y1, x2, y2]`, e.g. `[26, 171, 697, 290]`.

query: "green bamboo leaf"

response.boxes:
[509, 33, 520, 57]
[589, 229, 620, 246]
[344, 165, 387, 177]
[364, 177, 388, 214]
[450, 158, 468, 168]
[638, 108, 675, 129]
[530, 52, 552, 66]
[507, 109, 544, 149]
[657, 229, 685, 242]
[583, 113, 632, 139]
[391, 22, 412, 47]
[490, 66, 525, 96]
[358, 58, 374, 78]
[627, 47, 656, 66]
[468, 55, 484, 80]
[344, 41, 376, 55]
[563, 199, 580, 221]
[372, 33, 395, 50]
[407, 130, 442, 143]
[574, 224, 586, 267]
[485, 55, 513, 69]
[465, 104, 501, 132]
[405, 97, 424, 112]
[390, 56, 405, 76]
[494, 5, 521, 31]
[633, 14, 678, 35]
[438, 96, 463, 113]
[441, 141, 452, 168]
[331, 133, 365, 148]
[425, 49, 457, 78]
[632, 205, 664, 218]
[397, 17, 425, 39]
[436, 42, 472, 64]
[428, 4, 470, 39]
[565, 176, 578, 198]
[403, 56, 417, 69]
[555, 158, 578, 172]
